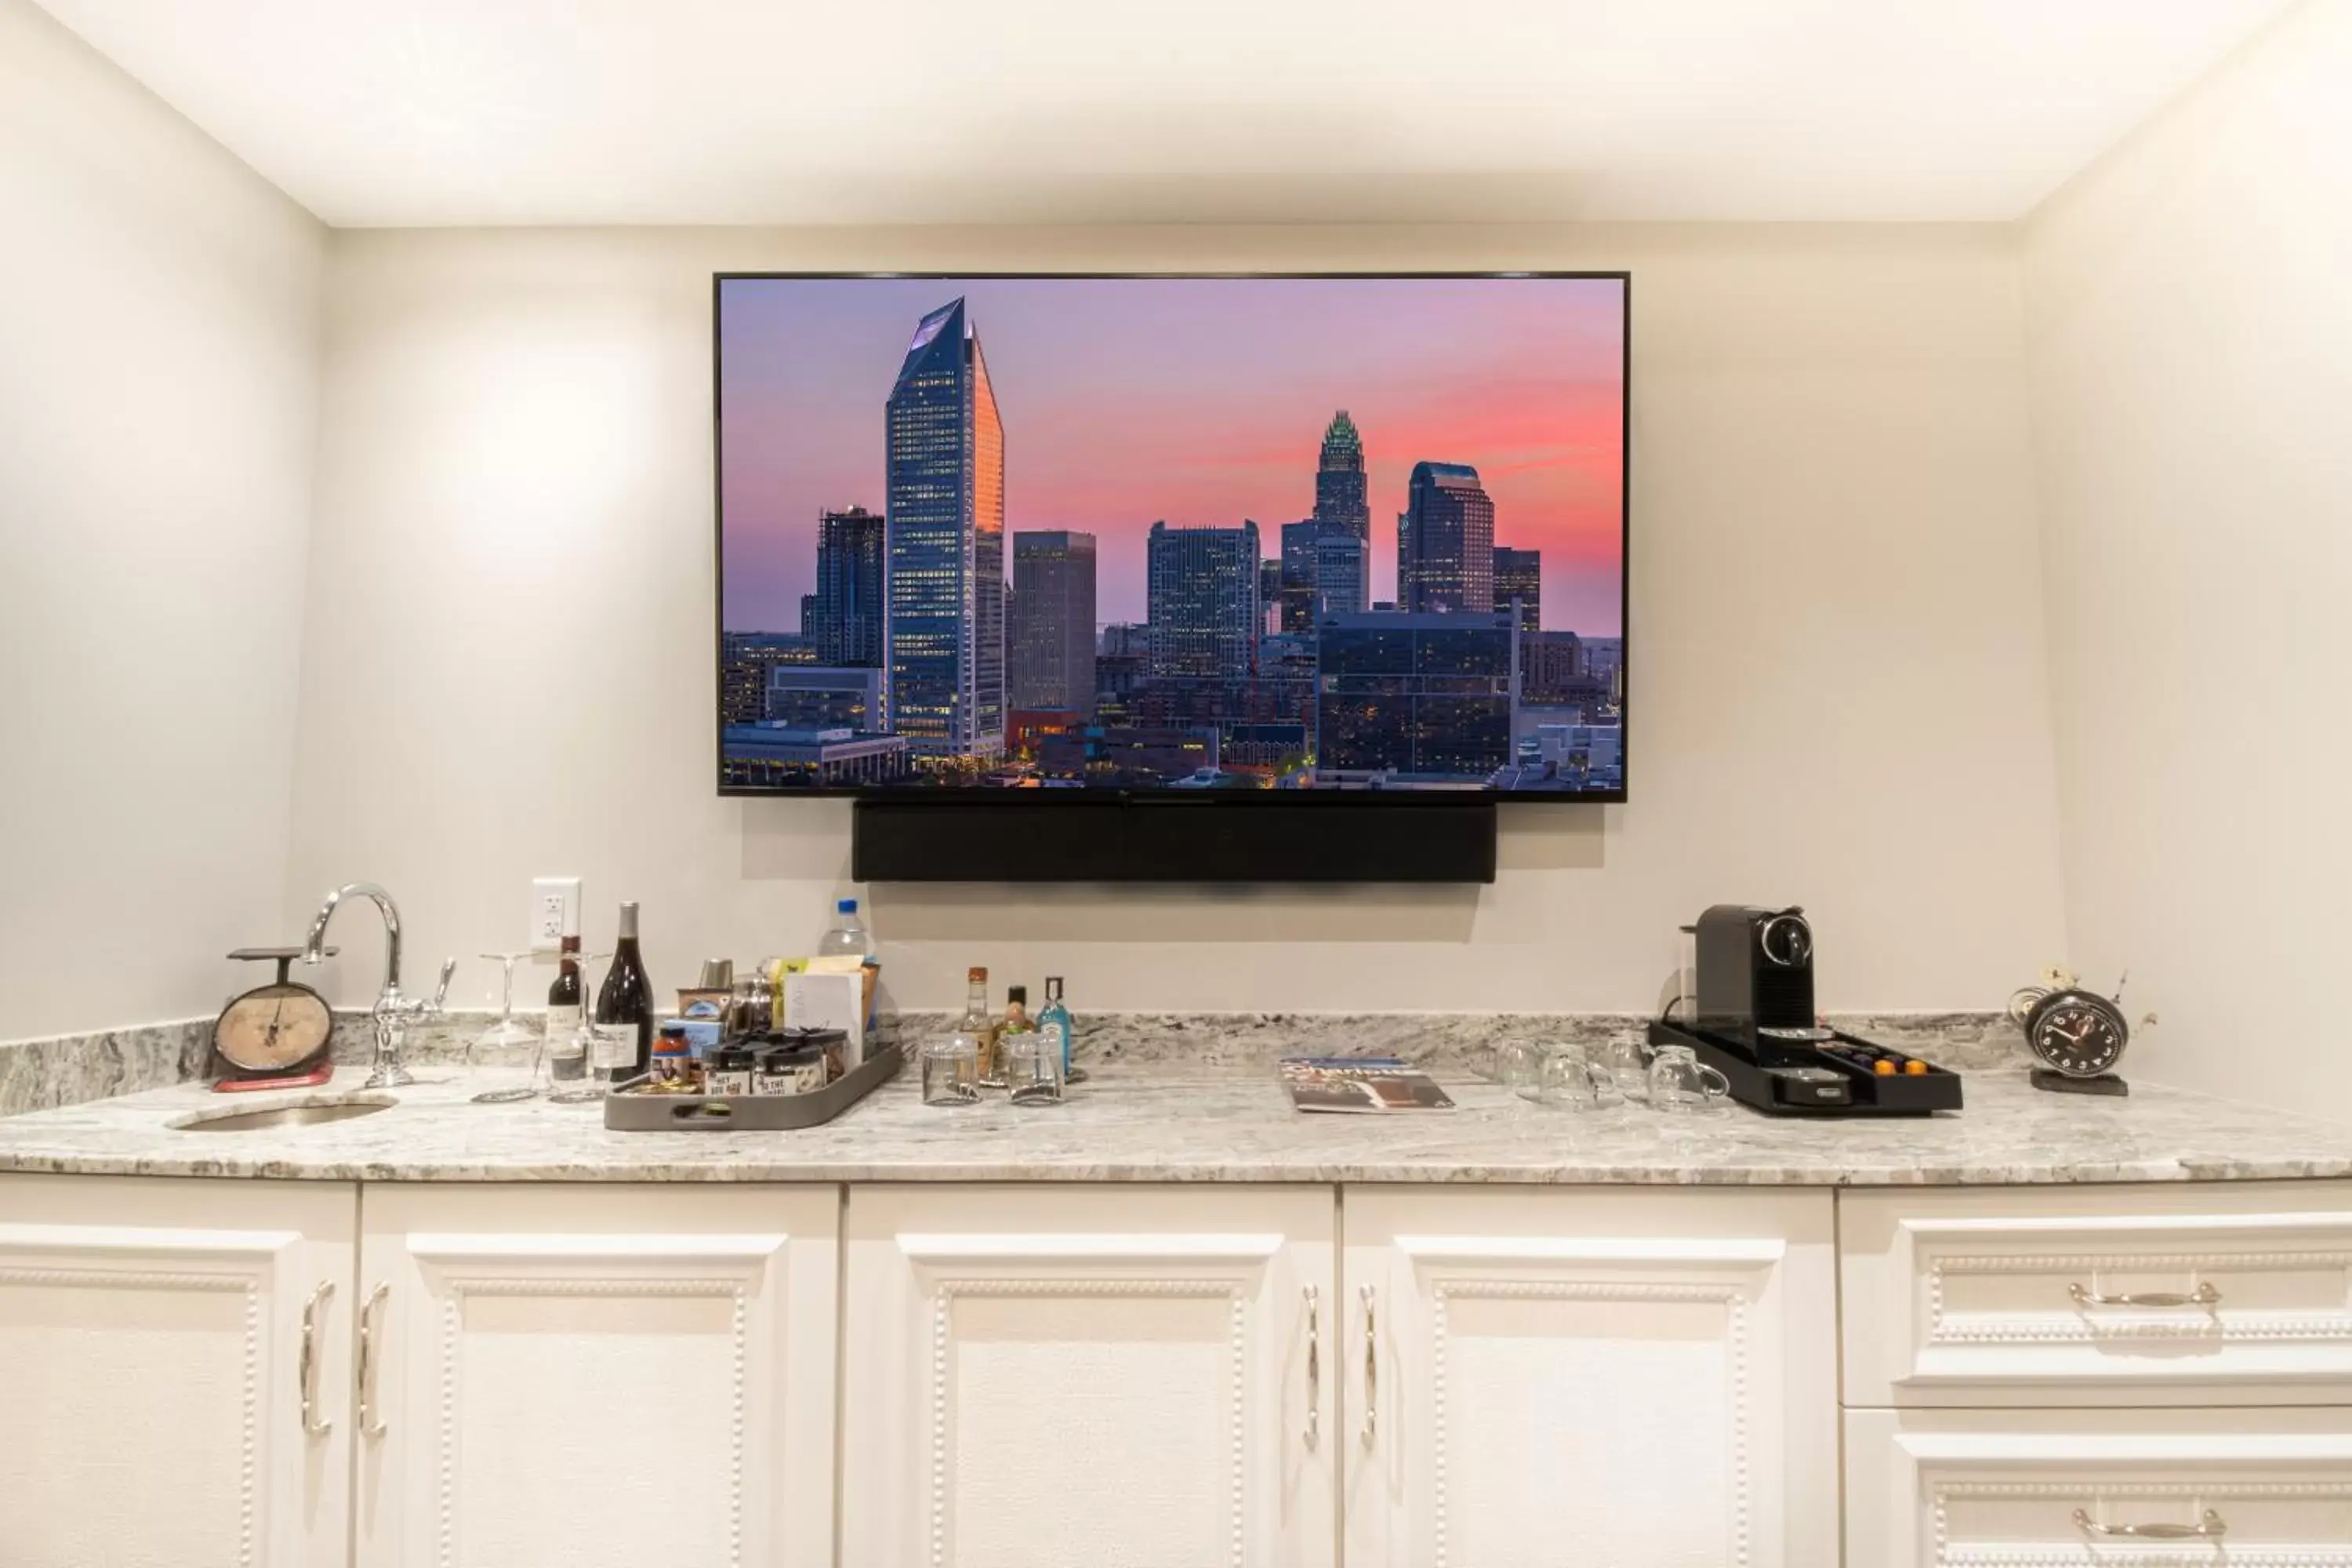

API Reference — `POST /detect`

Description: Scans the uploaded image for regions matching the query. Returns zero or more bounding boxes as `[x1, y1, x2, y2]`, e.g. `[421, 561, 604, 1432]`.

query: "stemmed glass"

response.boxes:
[547, 949, 615, 1105]
[470, 953, 539, 1058]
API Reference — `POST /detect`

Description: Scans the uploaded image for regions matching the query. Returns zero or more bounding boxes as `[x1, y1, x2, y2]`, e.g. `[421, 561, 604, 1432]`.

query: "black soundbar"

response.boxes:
[852, 797, 1497, 884]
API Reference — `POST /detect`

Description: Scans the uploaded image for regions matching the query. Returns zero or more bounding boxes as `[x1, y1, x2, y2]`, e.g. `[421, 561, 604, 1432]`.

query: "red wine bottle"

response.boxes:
[593, 902, 654, 1083]
[546, 932, 583, 1039]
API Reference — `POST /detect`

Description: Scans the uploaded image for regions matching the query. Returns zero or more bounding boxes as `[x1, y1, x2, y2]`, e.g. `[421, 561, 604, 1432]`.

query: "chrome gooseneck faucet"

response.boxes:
[303, 881, 454, 1088]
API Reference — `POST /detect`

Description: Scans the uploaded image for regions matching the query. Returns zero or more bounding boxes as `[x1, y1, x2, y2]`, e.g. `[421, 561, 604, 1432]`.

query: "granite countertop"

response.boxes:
[0, 1053, 2346, 1187]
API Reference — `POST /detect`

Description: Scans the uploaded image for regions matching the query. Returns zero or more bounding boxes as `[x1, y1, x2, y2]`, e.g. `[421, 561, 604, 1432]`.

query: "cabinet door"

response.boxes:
[0, 1172, 358, 1568]
[1848, 1406, 2352, 1566]
[351, 1183, 837, 1568]
[841, 1184, 1338, 1568]
[1343, 1186, 1838, 1568]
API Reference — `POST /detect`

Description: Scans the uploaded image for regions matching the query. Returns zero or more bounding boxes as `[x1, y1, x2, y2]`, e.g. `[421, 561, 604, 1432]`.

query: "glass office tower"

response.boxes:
[884, 299, 1005, 758]
[1313, 410, 1371, 548]
[1398, 460, 1496, 614]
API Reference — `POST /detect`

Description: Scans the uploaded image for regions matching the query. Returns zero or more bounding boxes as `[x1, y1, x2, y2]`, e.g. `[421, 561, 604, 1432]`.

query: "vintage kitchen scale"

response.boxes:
[210, 946, 339, 1091]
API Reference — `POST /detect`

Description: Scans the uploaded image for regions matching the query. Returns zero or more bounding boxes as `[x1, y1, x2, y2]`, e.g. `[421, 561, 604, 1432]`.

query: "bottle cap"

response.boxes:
[1007, 985, 1027, 1004]
[837, 898, 858, 914]
[968, 966, 987, 982]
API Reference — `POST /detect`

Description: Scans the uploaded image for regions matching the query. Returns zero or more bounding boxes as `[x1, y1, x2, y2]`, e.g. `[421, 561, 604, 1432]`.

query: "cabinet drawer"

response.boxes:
[1848, 1406, 2352, 1566]
[1842, 1185, 2352, 1406]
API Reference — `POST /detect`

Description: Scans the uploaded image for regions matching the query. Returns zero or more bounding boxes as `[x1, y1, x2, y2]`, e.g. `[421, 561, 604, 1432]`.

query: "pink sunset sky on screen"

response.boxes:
[719, 275, 1626, 636]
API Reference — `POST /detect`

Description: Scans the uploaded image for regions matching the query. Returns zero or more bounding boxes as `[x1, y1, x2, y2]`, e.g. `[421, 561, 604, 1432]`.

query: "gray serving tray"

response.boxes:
[603, 1043, 902, 1131]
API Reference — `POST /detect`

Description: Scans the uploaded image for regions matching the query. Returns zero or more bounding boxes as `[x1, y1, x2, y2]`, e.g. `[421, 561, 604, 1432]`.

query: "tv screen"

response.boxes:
[716, 273, 1628, 797]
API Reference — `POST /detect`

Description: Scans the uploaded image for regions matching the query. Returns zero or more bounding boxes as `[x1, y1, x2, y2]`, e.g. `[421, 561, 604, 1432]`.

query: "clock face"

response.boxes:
[214, 983, 334, 1073]
[2031, 993, 2127, 1078]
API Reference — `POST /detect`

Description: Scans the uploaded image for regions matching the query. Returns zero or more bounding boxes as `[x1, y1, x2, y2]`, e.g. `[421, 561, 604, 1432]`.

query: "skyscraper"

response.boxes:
[1493, 546, 1541, 632]
[1146, 520, 1261, 680]
[1399, 461, 1496, 614]
[814, 506, 886, 667]
[884, 299, 1004, 757]
[1315, 610, 1518, 781]
[1313, 532, 1367, 623]
[1010, 530, 1098, 715]
[1313, 411, 1370, 548]
[1258, 558, 1283, 629]
[1280, 516, 1367, 630]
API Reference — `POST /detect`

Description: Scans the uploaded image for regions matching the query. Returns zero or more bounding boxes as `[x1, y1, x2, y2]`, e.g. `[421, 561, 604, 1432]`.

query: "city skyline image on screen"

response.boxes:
[717, 274, 1628, 795]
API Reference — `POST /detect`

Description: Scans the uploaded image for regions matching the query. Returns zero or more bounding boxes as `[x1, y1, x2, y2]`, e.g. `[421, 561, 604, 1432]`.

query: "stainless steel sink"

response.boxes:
[172, 1095, 396, 1133]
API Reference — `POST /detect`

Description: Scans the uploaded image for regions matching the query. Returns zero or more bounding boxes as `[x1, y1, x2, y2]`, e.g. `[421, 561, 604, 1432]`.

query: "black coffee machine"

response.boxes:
[1649, 905, 1962, 1116]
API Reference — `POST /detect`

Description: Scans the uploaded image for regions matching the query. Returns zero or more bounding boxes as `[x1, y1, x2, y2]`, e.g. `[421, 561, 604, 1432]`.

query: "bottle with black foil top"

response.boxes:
[592, 901, 654, 1085]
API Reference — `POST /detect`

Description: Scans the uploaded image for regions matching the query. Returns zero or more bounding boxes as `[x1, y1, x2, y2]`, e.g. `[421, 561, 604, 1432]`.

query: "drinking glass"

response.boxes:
[469, 953, 539, 1058]
[1533, 1042, 1620, 1111]
[546, 950, 615, 1105]
[1601, 1033, 1653, 1104]
[921, 1036, 981, 1107]
[466, 953, 543, 1103]
[1493, 1036, 1548, 1097]
[1647, 1044, 1732, 1115]
[1004, 1029, 1065, 1108]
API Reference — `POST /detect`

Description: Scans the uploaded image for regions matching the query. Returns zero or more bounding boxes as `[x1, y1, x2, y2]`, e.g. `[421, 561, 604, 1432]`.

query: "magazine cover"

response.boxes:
[1280, 1056, 1456, 1113]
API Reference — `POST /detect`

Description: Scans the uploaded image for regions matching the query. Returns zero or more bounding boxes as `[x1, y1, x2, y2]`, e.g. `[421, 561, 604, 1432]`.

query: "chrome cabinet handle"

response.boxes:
[1359, 1285, 1377, 1448]
[357, 1282, 390, 1439]
[2069, 1280, 2221, 1309]
[298, 1279, 335, 1436]
[1302, 1286, 1319, 1448]
[2074, 1508, 2227, 1540]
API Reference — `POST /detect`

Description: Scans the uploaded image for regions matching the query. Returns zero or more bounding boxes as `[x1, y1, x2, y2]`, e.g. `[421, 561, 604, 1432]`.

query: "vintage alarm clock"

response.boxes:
[212, 947, 338, 1092]
[2009, 973, 2133, 1097]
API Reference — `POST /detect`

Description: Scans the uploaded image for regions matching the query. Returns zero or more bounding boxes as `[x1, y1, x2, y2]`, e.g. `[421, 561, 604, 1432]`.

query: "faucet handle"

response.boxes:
[430, 957, 456, 1012]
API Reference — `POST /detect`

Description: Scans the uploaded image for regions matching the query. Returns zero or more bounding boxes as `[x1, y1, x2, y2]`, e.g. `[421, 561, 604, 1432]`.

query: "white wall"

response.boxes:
[2025, 0, 2352, 1112]
[288, 223, 2069, 1014]
[0, 0, 325, 1040]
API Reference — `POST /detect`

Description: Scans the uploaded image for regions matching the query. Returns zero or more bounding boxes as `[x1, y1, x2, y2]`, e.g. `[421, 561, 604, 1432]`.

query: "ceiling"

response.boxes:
[36, 0, 2295, 228]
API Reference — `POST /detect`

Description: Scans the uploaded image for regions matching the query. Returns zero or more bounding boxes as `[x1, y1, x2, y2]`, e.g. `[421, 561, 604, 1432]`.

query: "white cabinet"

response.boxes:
[1842, 1182, 2352, 1406]
[1342, 1185, 1840, 1568]
[350, 1183, 837, 1568]
[840, 1184, 1338, 1568]
[0, 1172, 358, 1568]
[1847, 1406, 2352, 1565]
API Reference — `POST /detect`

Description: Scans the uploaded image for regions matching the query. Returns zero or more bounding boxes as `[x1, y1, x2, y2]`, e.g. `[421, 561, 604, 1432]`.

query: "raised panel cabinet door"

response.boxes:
[1847, 1406, 2352, 1566]
[1841, 1181, 2352, 1406]
[0, 1172, 359, 1568]
[1341, 1185, 1839, 1568]
[840, 1184, 1339, 1568]
[350, 1183, 838, 1568]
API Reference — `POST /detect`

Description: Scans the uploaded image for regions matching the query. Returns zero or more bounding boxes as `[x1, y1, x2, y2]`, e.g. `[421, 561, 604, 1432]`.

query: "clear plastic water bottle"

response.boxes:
[817, 898, 871, 960]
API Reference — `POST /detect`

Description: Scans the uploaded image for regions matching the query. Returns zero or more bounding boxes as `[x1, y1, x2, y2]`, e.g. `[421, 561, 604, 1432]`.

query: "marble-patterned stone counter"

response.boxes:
[0, 1051, 2345, 1187]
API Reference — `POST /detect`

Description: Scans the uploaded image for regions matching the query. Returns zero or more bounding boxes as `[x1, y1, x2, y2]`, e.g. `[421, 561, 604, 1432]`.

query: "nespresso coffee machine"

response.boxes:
[1649, 905, 1962, 1116]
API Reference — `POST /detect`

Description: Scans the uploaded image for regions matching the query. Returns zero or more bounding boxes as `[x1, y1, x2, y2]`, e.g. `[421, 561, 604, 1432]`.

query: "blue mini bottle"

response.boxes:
[1036, 975, 1076, 1080]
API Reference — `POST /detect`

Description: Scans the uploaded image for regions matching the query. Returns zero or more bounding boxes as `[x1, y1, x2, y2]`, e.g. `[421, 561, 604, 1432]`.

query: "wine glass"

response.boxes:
[469, 953, 539, 1058]
[466, 952, 543, 1104]
[547, 950, 615, 1105]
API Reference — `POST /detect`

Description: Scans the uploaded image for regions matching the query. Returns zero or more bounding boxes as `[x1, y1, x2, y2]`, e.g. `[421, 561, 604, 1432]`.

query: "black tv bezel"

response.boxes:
[712, 269, 1632, 807]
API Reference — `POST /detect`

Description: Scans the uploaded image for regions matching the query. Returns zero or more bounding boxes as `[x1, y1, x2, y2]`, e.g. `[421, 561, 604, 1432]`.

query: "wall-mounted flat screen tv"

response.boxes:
[716, 273, 1628, 799]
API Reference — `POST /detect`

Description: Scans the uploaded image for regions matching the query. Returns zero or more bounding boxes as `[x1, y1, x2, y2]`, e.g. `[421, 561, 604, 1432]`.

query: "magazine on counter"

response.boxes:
[1279, 1056, 1456, 1113]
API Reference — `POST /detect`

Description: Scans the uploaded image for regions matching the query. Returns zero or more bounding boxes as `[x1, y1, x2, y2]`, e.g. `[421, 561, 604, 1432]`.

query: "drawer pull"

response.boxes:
[2068, 1280, 2221, 1310]
[2074, 1507, 2226, 1541]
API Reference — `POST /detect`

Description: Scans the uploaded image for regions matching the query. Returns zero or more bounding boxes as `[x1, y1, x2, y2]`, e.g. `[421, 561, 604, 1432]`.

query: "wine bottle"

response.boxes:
[593, 902, 654, 1083]
[546, 933, 583, 1038]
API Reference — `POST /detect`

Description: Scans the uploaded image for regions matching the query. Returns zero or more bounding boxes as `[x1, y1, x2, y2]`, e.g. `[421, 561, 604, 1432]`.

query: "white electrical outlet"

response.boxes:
[530, 877, 581, 955]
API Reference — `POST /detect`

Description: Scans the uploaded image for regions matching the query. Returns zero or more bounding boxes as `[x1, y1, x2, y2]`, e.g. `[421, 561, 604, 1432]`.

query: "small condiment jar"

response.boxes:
[705, 1045, 756, 1098]
[651, 1023, 695, 1088]
[754, 1045, 825, 1097]
[776, 1025, 851, 1083]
